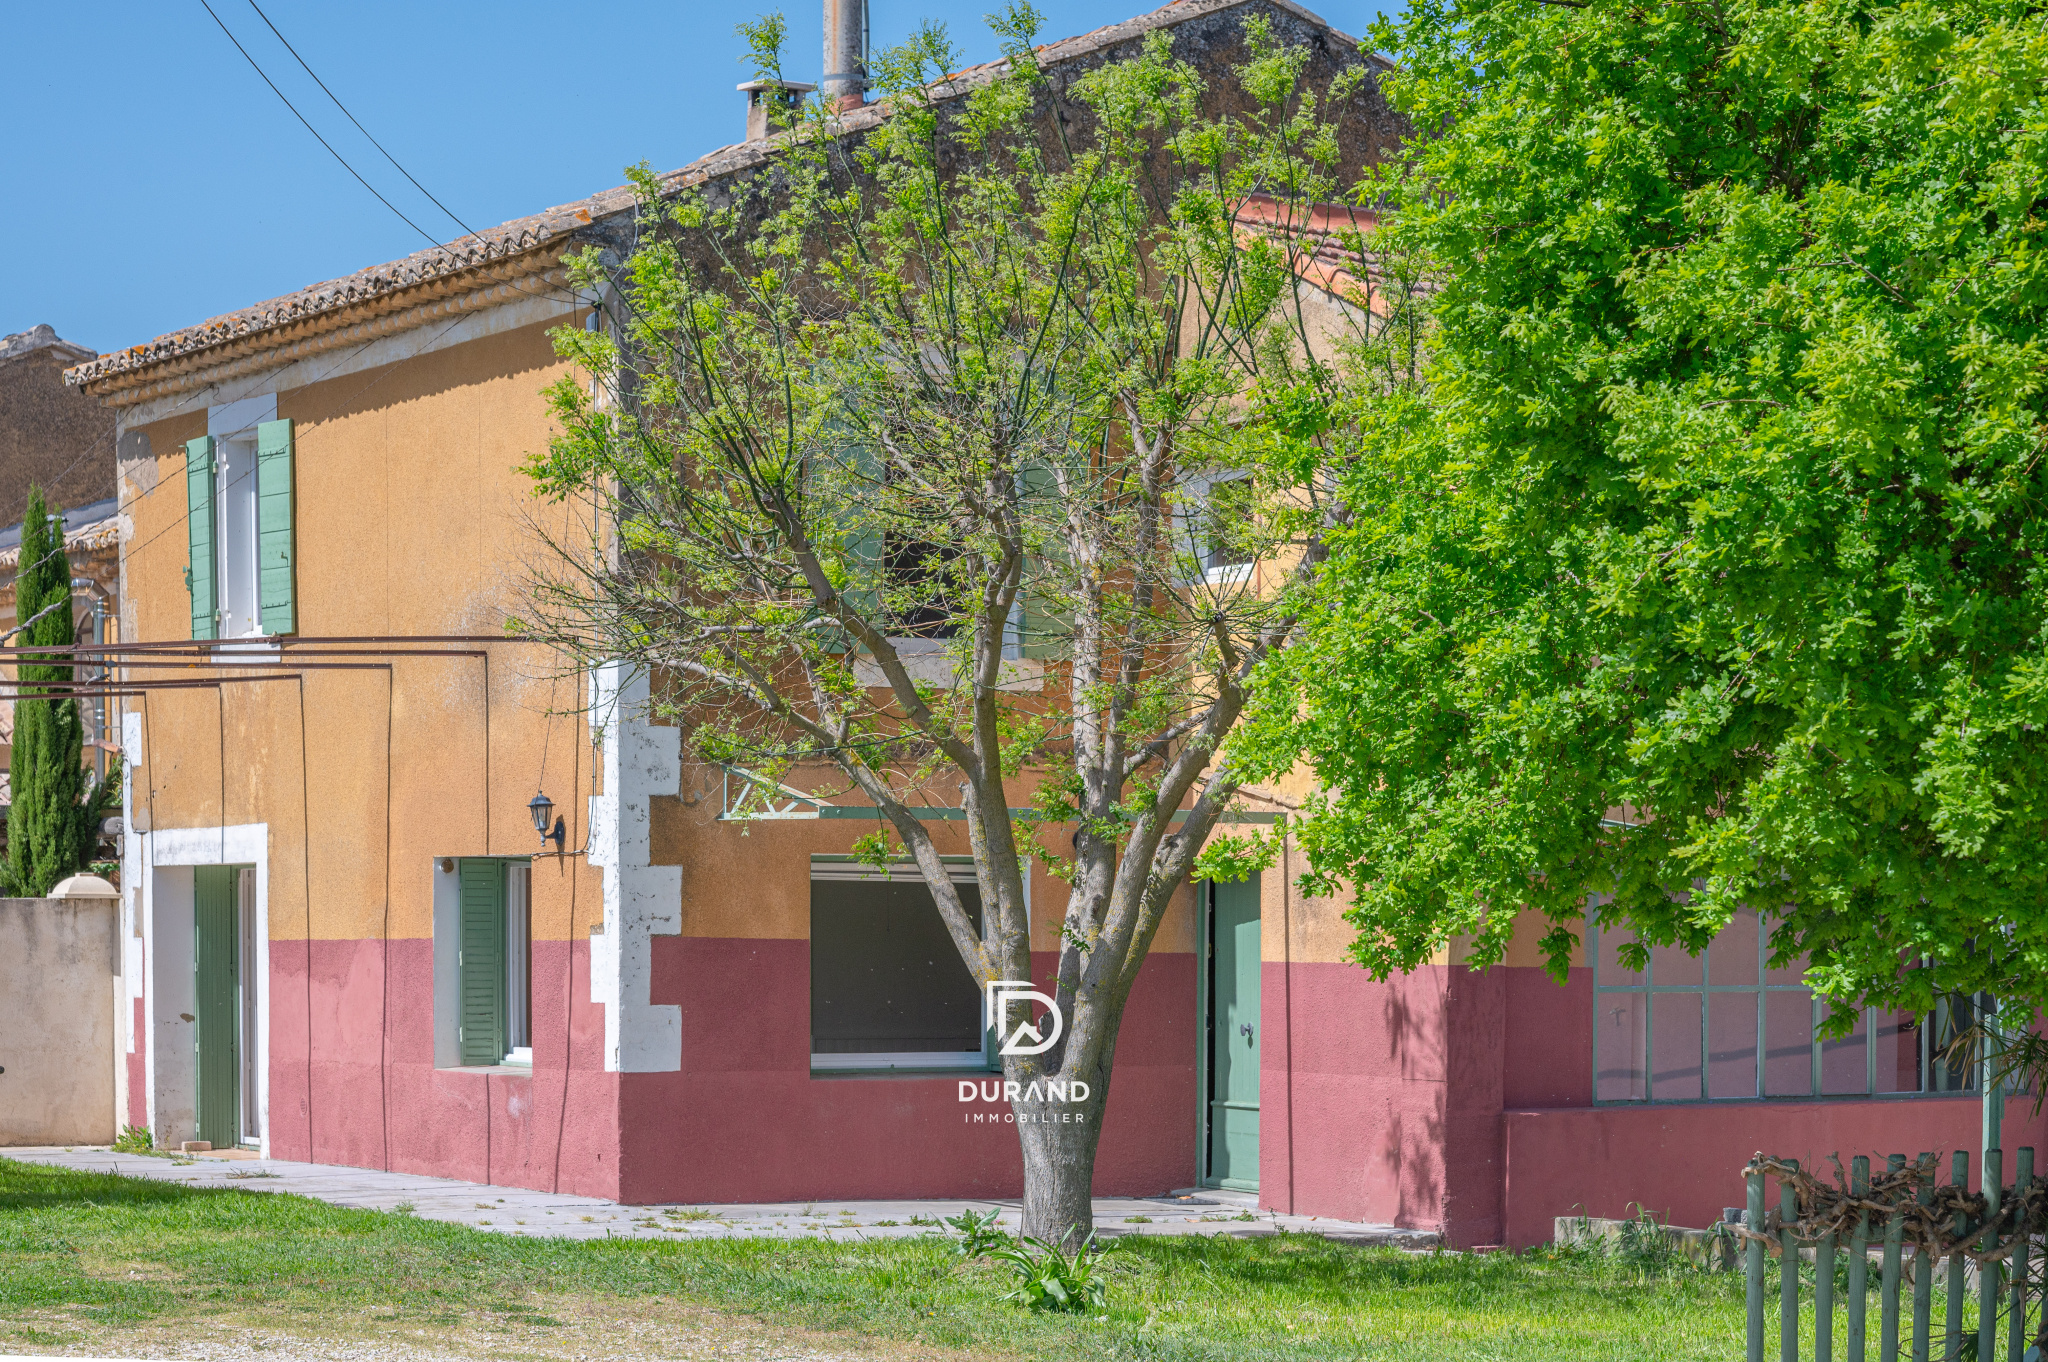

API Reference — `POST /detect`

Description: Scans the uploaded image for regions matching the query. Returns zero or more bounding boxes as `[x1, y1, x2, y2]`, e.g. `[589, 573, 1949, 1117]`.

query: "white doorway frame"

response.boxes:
[141, 824, 270, 1154]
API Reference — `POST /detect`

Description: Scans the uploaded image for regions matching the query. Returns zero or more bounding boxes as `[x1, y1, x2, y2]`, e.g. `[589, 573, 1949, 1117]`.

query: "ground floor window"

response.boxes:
[453, 857, 532, 1068]
[1591, 909, 1981, 1103]
[810, 857, 993, 1073]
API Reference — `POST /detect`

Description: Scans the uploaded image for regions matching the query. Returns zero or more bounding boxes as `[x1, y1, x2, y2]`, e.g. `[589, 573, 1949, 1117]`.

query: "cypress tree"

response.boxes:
[7, 486, 111, 895]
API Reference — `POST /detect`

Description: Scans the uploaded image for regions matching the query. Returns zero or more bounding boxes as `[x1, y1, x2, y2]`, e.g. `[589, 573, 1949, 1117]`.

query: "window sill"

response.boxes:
[1202, 563, 1254, 586]
[810, 1051, 994, 1078]
[811, 1065, 999, 1080]
[437, 1063, 534, 1077]
[1562, 1091, 1983, 1110]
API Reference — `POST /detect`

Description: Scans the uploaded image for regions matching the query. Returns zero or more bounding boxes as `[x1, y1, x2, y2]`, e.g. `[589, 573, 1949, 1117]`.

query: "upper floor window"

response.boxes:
[1591, 909, 1981, 1103]
[185, 397, 296, 639]
[1178, 471, 1256, 586]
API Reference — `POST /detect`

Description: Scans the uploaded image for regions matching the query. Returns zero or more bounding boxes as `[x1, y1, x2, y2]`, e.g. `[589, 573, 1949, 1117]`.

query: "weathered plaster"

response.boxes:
[588, 663, 683, 1073]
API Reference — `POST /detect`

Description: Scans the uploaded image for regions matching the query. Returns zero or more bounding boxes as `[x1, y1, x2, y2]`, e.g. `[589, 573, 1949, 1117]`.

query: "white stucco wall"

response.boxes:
[586, 663, 682, 1072]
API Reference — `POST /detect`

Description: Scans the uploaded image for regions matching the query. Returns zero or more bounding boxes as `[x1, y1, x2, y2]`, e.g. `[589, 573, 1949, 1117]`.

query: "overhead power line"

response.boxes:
[195, 0, 442, 249]
[240, 0, 481, 242]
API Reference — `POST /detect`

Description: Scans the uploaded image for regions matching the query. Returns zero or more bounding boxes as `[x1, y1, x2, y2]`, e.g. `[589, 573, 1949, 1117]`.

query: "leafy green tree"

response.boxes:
[1238, 0, 2048, 1027]
[523, 8, 1373, 1243]
[8, 486, 116, 895]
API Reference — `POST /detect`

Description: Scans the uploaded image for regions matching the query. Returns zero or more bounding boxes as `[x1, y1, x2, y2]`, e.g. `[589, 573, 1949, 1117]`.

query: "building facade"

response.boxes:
[64, 0, 1382, 1207]
[57, 0, 2020, 1244]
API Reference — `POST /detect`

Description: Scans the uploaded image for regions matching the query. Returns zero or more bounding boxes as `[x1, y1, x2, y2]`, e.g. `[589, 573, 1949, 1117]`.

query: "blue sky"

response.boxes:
[3, 1, 1393, 355]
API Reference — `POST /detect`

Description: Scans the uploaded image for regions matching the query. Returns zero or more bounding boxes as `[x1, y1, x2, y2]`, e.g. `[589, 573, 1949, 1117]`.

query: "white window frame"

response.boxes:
[505, 861, 532, 1065]
[206, 395, 276, 641]
[1177, 469, 1257, 587]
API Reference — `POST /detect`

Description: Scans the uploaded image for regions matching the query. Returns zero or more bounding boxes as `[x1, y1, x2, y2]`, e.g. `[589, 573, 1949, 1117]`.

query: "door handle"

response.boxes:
[1239, 1023, 1254, 1043]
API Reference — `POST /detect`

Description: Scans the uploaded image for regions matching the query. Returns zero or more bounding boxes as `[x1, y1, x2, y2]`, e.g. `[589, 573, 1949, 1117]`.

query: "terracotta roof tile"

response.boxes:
[67, 0, 1367, 394]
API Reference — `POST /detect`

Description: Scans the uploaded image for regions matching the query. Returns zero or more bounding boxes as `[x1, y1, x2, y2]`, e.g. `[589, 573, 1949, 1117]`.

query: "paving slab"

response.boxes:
[3, 1146, 1437, 1248]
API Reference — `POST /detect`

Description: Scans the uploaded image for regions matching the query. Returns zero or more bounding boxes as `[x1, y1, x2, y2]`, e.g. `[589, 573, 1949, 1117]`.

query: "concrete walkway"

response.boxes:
[6, 1146, 1436, 1248]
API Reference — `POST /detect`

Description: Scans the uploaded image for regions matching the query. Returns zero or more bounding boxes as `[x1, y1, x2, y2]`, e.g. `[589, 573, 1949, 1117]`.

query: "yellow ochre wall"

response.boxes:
[119, 317, 604, 948]
[648, 790, 1195, 953]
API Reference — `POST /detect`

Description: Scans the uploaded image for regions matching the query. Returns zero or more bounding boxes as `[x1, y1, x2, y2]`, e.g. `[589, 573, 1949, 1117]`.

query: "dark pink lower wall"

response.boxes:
[1261, 961, 1505, 1241]
[1503, 967, 1592, 1108]
[1265, 960, 2020, 1253]
[1502, 1098, 2048, 1247]
[258, 935, 1192, 1205]
[620, 938, 1196, 1204]
[267, 938, 619, 1198]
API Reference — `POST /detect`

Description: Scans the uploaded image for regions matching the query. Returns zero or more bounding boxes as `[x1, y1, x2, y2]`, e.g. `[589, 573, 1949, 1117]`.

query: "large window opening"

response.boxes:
[1176, 471, 1257, 586]
[1592, 909, 1981, 1103]
[810, 859, 994, 1073]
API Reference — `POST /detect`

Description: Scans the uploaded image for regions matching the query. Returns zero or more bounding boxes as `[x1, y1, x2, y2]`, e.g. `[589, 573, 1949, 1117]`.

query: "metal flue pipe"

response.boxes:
[822, 0, 867, 110]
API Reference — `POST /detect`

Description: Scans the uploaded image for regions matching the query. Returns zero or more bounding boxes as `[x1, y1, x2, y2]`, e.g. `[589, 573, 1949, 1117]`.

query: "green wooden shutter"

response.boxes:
[457, 859, 508, 1066]
[1017, 462, 1065, 660]
[843, 440, 883, 620]
[194, 866, 240, 1148]
[255, 418, 296, 635]
[184, 437, 218, 640]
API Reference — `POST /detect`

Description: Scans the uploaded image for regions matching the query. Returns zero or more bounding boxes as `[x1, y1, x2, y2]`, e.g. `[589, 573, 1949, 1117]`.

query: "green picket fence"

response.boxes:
[1744, 1150, 2044, 1362]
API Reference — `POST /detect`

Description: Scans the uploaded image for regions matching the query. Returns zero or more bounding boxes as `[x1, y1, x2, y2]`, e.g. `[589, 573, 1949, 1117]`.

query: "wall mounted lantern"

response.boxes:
[529, 790, 565, 853]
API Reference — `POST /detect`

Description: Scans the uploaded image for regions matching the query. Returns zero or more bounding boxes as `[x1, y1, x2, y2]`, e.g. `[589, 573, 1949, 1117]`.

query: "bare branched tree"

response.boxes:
[521, 5, 1383, 1245]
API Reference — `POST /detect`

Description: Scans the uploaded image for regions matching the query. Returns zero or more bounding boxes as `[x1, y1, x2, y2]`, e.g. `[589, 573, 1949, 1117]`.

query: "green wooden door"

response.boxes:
[1205, 877, 1261, 1190]
[194, 866, 240, 1148]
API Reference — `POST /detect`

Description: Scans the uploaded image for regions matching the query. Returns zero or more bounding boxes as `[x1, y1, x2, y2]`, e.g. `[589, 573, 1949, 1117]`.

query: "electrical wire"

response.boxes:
[241, 0, 480, 243]
[196, 0, 443, 249]
[23, 0, 563, 527]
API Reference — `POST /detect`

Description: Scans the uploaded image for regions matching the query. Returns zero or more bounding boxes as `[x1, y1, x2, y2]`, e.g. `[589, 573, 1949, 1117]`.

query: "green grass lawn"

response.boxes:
[0, 1156, 1749, 1360]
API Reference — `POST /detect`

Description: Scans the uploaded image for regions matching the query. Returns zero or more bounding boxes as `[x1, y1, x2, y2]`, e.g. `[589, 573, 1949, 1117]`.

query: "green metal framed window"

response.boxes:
[1591, 910, 1982, 1103]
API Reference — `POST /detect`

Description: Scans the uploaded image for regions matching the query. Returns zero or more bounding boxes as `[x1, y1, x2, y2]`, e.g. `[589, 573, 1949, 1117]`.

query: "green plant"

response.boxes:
[1236, 0, 2048, 1032]
[524, 0, 1372, 1252]
[943, 1208, 1011, 1258]
[1611, 1206, 1686, 1272]
[5, 486, 120, 898]
[111, 1125, 151, 1154]
[989, 1233, 1112, 1314]
[1538, 1205, 1714, 1280]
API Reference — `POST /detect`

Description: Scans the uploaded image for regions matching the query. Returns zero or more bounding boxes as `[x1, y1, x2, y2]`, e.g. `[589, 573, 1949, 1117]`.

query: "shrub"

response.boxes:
[943, 1207, 1012, 1258]
[989, 1234, 1112, 1314]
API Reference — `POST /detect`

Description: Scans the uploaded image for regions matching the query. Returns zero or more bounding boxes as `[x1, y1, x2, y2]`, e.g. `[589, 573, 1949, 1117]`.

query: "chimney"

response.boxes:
[822, 0, 867, 111]
[740, 78, 814, 142]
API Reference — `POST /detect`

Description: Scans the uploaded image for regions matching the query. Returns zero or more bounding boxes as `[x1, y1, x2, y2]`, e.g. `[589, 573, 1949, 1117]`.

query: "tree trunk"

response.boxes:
[1017, 1100, 1104, 1250]
[1015, 1037, 1112, 1249]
